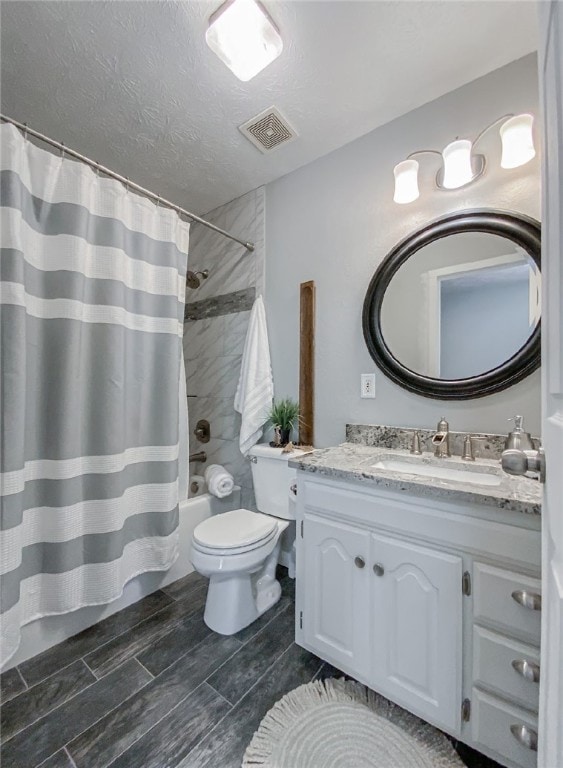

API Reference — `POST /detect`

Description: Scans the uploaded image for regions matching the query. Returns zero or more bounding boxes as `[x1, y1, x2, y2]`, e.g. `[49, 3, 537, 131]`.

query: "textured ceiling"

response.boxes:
[0, 0, 538, 215]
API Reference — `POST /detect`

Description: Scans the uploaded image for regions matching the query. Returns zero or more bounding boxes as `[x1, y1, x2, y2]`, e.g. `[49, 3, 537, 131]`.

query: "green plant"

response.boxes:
[267, 398, 301, 432]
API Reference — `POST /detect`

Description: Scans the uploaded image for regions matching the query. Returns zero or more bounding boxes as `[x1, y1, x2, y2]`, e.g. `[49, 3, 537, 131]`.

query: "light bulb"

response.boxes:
[206, 0, 283, 82]
[500, 114, 535, 169]
[441, 140, 474, 189]
[393, 159, 419, 204]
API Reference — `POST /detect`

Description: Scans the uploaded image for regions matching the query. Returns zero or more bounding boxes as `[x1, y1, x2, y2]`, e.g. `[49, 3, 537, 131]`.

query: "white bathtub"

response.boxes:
[6, 487, 241, 669]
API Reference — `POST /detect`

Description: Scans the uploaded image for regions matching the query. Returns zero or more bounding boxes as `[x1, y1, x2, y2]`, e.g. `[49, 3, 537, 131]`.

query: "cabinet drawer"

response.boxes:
[473, 563, 541, 645]
[473, 626, 540, 711]
[472, 689, 538, 768]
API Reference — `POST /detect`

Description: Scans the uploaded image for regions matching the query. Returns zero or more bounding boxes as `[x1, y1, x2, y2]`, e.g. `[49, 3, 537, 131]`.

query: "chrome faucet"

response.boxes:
[432, 417, 451, 458]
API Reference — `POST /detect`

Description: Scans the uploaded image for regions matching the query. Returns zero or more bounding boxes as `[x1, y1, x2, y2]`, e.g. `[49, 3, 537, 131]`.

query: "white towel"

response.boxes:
[205, 464, 234, 499]
[234, 296, 274, 455]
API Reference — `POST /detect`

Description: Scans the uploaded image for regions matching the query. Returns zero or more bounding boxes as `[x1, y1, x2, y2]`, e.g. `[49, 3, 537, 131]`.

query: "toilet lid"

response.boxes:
[193, 508, 277, 550]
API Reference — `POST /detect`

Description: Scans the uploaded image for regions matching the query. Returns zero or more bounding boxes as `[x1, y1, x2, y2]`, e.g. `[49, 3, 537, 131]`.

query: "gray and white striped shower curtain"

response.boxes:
[0, 123, 189, 667]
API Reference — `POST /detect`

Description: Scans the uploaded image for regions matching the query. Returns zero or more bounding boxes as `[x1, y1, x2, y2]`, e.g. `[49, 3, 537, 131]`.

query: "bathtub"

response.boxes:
[6, 486, 241, 669]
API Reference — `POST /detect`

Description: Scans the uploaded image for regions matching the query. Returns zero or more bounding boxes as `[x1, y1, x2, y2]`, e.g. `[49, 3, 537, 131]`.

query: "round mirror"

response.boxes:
[362, 210, 541, 400]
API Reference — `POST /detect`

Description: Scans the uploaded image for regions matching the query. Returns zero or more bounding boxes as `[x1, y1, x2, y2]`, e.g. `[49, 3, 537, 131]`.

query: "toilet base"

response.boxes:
[278, 522, 296, 579]
[203, 540, 283, 635]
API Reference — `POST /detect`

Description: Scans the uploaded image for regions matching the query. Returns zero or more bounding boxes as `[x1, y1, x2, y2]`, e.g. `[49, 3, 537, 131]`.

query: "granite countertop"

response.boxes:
[289, 443, 542, 516]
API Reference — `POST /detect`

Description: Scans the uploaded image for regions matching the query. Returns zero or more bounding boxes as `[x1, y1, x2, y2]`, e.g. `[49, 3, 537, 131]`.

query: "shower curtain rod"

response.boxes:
[0, 114, 255, 252]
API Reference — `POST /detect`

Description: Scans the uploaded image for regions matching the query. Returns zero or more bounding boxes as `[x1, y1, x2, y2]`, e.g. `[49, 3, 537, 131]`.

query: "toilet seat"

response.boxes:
[193, 508, 278, 555]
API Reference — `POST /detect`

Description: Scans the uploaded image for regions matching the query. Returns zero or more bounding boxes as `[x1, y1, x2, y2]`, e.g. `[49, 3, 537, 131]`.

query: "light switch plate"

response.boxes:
[361, 373, 376, 398]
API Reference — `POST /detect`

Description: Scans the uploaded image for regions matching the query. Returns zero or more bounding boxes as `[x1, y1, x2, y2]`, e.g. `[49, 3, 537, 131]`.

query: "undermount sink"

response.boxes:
[371, 458, 503, 487]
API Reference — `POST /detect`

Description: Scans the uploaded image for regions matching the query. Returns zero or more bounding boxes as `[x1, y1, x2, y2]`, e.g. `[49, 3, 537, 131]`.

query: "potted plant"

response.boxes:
[267, 398, 300, 447]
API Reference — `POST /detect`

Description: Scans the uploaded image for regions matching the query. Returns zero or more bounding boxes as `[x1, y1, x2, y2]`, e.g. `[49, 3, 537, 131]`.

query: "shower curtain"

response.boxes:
[0, 123, 189, 667]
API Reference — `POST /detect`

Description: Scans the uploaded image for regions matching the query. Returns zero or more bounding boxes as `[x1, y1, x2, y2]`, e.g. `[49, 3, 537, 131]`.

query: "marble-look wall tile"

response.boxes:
[192, 188, 259, 237]
[185, 355, 242, 399]
[189, 397, 240, 443]
[253, 189, 266, 298]
[184, 311, 251, 362]
[223, 310, 251, 357]
[184, 188, 264, 494]
[188, 194, 258, 302]
[183, 317, 226, 362]
[188, 252, 255, 303]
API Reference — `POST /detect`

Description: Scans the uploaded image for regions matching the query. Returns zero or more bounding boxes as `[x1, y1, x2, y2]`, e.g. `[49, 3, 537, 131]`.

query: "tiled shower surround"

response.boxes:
[183, 187, 265, 509]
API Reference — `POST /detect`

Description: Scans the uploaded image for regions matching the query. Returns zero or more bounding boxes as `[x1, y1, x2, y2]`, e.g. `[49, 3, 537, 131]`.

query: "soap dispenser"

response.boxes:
[505, 415, 534, 452]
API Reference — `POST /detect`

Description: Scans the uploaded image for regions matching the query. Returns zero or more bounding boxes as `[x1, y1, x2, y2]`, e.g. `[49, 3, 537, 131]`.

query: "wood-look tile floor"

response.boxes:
[1, 569, 500, 768]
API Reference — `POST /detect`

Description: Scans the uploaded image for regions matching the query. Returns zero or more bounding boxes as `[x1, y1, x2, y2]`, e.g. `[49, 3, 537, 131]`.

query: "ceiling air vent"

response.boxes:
[239, 106, 297, 153]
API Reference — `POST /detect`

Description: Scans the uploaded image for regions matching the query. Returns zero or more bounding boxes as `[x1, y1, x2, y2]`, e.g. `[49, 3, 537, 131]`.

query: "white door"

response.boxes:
[370, 532, 462, 733]
[537, 4, 563, 766]
[303, 513, 370, 675]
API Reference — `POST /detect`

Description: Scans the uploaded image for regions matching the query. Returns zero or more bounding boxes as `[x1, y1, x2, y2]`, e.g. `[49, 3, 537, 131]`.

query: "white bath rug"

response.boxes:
[242, 678, 465, 768]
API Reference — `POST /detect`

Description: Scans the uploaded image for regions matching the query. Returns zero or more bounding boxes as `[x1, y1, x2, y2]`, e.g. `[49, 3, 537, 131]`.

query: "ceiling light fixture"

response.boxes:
[392, 113, 535, 204]
[206, 0, 283, 82]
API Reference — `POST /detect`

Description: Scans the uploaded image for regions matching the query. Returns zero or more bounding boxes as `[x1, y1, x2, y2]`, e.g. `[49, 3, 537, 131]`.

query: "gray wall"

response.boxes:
[265, 54, 541, 446]
[183, 187, 265, 509]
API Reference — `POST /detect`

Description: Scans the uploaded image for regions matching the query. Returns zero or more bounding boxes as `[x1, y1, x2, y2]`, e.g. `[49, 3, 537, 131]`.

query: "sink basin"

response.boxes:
[371, 458, 503, 487]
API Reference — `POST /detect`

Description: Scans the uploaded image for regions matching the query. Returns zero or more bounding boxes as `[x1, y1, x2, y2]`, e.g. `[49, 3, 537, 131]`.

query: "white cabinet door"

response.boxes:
[303, 513, 370, 675]
[370, 532, 462, 733]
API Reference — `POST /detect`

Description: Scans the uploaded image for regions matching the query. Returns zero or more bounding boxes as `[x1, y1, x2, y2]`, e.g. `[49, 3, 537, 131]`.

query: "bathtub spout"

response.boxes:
[189, 451, 207, 463]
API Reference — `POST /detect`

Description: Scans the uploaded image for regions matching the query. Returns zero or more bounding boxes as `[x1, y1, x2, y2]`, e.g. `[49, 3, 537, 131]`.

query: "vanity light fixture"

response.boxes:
[441, 139, 484, 190]
[393, 113, 535, 204]
[393, 159, 420, 204]
[500, 114, 536, 169]
[205, 0, 283, 82]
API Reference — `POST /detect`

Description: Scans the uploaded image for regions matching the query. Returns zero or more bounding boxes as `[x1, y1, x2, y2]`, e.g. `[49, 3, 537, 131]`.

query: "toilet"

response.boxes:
[190, 444, 303, 635]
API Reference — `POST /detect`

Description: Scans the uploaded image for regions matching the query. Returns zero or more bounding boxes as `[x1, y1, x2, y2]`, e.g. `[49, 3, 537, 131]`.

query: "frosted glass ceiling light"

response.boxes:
[206, 0, 283, 82]
[393, 159, 419, 204]
[500, 114, 535, 169]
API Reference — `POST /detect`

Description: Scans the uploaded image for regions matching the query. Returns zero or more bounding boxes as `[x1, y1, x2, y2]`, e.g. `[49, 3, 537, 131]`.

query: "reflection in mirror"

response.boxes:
[380, 232, 541, 380]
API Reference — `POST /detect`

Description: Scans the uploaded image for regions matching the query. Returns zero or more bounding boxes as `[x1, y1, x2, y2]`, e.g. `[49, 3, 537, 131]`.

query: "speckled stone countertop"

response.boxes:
[289, 443, 542, 516]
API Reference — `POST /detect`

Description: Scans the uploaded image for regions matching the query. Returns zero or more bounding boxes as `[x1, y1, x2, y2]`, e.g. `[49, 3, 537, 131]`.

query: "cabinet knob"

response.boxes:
[510, 724, 538, 752]
[354, 556, 365, 569]
[511, 659, 540, 683]
[373, 563, 385, 577]
[512, 590, 542, 611]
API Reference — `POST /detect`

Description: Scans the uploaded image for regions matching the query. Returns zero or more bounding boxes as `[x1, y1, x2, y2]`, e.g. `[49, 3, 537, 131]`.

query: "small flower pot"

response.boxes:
[280, 428, 291, 446]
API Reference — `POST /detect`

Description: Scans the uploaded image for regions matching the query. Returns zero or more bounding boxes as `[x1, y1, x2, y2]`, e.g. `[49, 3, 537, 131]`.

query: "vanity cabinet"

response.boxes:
[302, 515, 461, 732]
[369, 532, 462, 733]
[470, 563, 541, 768]
[302, 515, 371, 677]
[295, 474, 541, 768]
[301, 512, 462, 728]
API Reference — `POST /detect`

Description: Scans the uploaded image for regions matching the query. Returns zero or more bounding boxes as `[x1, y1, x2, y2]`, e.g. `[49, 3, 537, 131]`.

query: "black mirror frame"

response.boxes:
[362, 209, 541, 400]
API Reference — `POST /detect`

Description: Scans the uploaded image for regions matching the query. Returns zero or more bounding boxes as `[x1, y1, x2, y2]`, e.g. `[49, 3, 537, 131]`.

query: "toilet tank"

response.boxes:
[248, 444, 305, 520]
